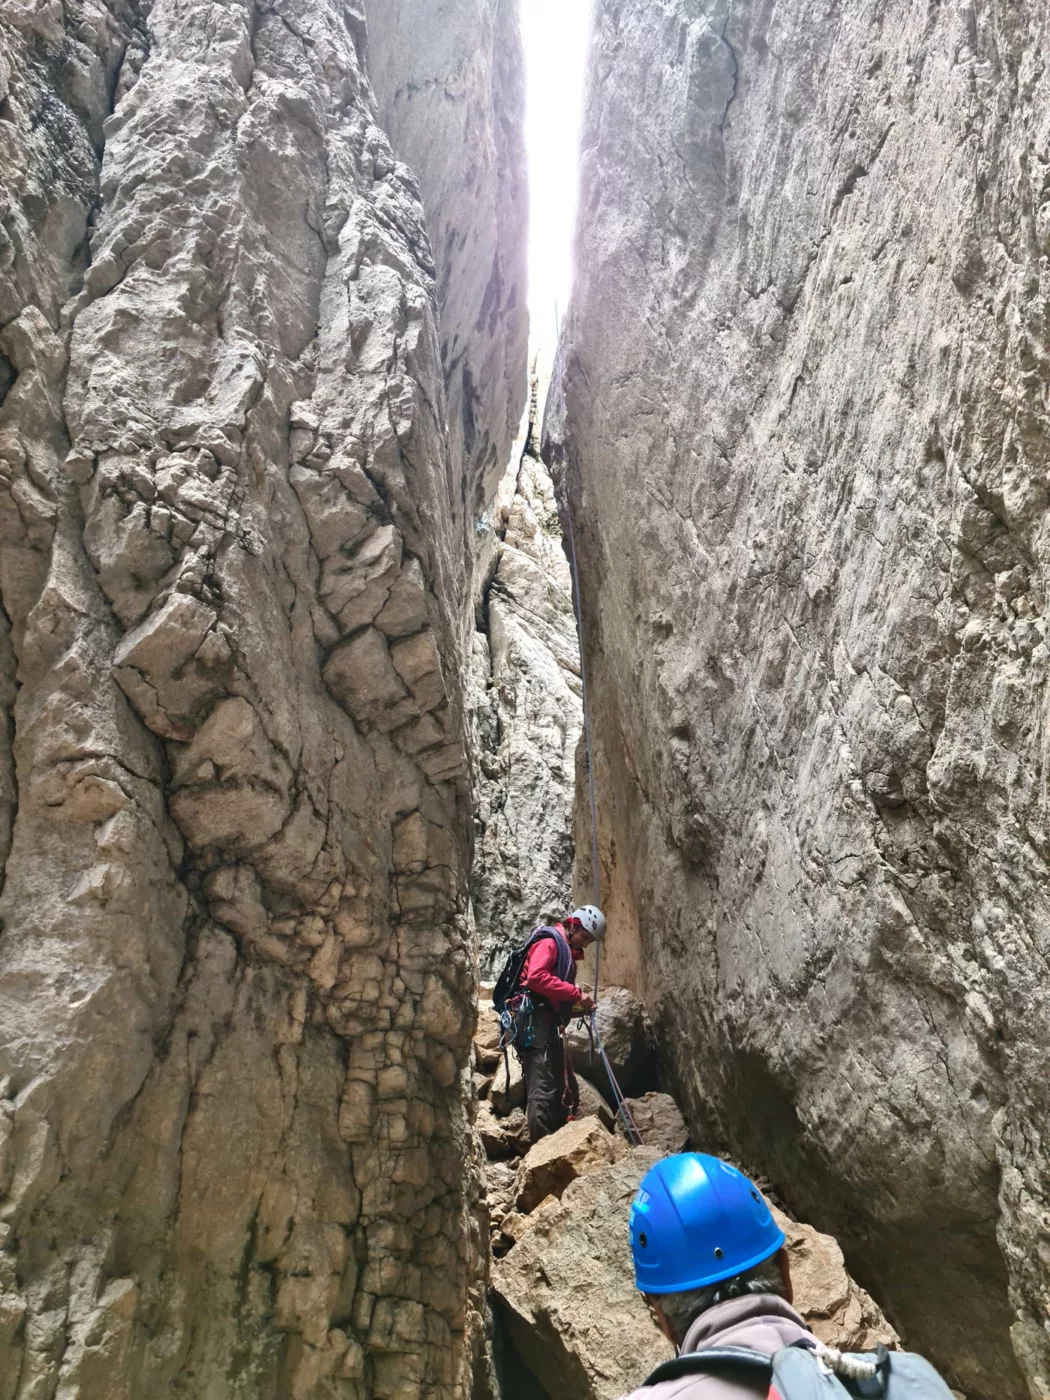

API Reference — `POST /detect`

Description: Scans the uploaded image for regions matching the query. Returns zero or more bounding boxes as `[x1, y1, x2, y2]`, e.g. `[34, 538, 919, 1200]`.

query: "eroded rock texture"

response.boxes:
[362, 0, 528, 516]
[550, 3, 1050, 1396]
[0, 0, 521, 1393]
[471, 382, 581, 973]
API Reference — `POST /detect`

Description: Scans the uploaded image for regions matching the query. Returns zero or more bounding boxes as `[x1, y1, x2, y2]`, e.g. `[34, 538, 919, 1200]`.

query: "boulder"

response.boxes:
[495, 1149, 901, 1400]
[772, 1207, 900, 1353]
[493, 1147, 672, 1400]
[617, 1092, 688, 1154]
[489, 1050, 525, 1115]
[499, 1195, 561, 1246]
[484, 1159, 520, 1230]
[577, 1075, 615, 1131]
[564, 986, 656, 1097]
[514, 1115, 627, 1214]
[477, 1102, 531, 1160]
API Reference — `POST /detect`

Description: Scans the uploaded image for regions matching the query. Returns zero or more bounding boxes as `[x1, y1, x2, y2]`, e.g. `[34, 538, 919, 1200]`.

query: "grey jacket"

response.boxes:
[621, 1295, 813, 1400]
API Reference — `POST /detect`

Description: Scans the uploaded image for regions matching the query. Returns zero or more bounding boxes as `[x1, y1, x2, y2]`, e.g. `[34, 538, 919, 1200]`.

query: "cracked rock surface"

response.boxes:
[362, 0, 529, 517]
[0, 0, 522, 1393]
[471, 377, 582, 973]
[549, 2, 1050, 1396]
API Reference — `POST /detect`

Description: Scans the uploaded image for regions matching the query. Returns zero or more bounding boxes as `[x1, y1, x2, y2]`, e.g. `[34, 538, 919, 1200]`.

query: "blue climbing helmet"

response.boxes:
[629, 1152, 785, 1293]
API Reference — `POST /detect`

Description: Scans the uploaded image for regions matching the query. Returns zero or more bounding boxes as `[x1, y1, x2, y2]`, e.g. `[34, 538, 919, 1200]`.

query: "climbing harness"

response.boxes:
[566, 500, 642, 1146]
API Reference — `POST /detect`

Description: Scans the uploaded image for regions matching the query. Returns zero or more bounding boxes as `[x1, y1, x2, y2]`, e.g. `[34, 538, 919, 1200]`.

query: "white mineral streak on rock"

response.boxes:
[548, 2, 1050, 1396]
[0, 0, 523, 1393]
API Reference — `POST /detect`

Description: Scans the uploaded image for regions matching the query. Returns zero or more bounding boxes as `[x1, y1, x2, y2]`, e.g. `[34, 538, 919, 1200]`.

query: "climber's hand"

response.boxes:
[576, 994, 595, 1015]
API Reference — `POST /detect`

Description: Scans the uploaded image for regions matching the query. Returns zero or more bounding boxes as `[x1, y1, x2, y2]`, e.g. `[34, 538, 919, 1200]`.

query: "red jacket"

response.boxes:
[521, 925, 584, 1007]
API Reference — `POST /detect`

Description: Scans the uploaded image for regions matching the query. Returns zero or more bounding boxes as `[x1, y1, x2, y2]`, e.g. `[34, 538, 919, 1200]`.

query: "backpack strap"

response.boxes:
[641, 1346, 774, 1387]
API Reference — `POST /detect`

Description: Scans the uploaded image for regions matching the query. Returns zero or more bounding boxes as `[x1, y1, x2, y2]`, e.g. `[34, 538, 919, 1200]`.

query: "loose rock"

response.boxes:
[565, 986, 656, 1097]
[772, 1207, 900, 1354]
[495, 1150, 902, 1400]
[618, 1092, 689, 1154]
[514, 1115, 628, 1214]
[490, 1051, 526, 1116]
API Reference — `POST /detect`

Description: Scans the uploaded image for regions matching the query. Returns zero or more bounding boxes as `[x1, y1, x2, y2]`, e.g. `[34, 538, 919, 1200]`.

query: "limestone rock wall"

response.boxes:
[361, 0, 529, 517]
[0, 0, 521, 1394]
[471, 380, 582, 974]
[549, 3, 1050, 1397]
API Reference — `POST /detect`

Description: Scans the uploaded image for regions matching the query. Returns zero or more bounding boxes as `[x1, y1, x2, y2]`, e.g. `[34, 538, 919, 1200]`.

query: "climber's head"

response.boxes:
[565, 904, 606, 950]
[629, 1153, 791, 1346]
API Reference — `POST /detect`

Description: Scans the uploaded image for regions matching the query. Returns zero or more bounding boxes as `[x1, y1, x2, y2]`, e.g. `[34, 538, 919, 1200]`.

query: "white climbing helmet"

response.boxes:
[569, 905, 606, 941]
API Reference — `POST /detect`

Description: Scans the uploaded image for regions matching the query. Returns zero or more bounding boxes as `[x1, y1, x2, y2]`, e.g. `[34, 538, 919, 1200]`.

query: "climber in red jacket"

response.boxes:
[516, 905, 606, 1142]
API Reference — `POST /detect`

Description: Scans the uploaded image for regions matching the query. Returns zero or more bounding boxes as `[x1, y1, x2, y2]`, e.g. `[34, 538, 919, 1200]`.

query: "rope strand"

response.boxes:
[810, 1341, 878, 1382]
[565, 506, 601, 992]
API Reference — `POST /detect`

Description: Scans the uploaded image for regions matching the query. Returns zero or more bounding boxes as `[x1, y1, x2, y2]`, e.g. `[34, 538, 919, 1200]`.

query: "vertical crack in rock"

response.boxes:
[470, 365, 583, 975]
[548, 2, 1050, 1397]
[0, 0, 525, 1394]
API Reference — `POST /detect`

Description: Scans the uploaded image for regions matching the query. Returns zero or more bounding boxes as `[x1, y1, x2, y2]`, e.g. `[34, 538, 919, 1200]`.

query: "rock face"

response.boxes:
[362, 0, 529, 515]
[550, 3, 1050, 1396]
[0, 1, 523, 1396]
[472, 378, 583, 972]
[565, 984, 657, 1100]
[618, 1093, 689, 1155]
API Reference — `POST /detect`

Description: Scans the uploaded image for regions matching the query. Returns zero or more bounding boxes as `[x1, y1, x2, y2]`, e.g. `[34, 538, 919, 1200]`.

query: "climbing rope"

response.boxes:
[565, 504, 601, 1001]
[810, 1341, 879, 1382]
[566, 499, 642, 1146]
[589, 1009, 642, 1143]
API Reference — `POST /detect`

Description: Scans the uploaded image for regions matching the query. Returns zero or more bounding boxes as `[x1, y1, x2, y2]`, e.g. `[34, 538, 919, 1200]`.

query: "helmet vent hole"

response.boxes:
[713, 1247, 724, 1259]
[639, 1232, 647, 1248]
[751, 1190, 760, 1203]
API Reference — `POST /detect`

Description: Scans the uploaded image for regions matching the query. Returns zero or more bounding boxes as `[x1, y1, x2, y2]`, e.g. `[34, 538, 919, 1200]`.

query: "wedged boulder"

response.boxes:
[577, 1075, 615, 1131]
[617, 1092, 688, 1154]
[499, 1195, 562, 1247]
[772, 1207, 899, 1353]
[564, 986, 656, 1097]
[490, 1051, 525, 1115]
[514, 1115, 627, 1214]
[493, 1148, 671, 1400]
[477, 1102, 531, 1160]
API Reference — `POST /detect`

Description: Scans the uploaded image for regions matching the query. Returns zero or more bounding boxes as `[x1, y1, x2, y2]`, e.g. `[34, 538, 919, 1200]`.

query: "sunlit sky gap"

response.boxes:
[521, 0, 593, 358]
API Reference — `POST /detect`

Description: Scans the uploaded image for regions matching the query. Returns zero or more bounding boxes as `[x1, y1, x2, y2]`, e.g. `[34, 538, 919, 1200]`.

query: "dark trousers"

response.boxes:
[520, 1021, 579, 1143]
